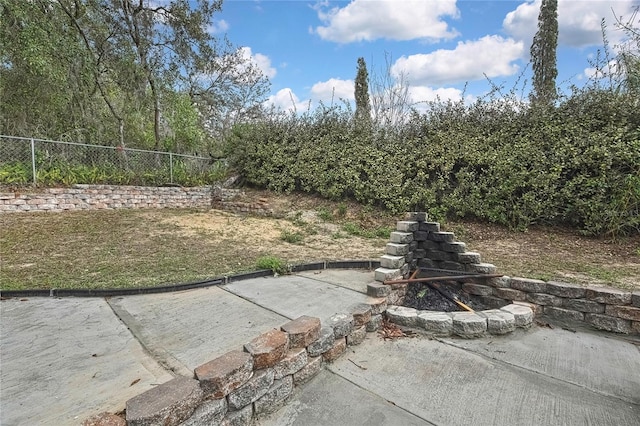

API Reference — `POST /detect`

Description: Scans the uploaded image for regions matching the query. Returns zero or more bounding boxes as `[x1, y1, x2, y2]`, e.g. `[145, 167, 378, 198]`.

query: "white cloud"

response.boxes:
[266, 88, 310, 113]
[310, 78, 355, 103]
[207, 19, 229, 35]
[503, 0, 636, 49]
[391, 36, 524, 86]
[313, 0, 459, 43]
[239, 47, 277, 79]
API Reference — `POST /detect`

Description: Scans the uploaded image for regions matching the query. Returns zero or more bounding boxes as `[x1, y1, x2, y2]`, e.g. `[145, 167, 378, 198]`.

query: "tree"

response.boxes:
[614, 6, 640, 94]
[530, 0, 558, 106]
[354, 57, 371, 127]
[370, 52, 412, 130]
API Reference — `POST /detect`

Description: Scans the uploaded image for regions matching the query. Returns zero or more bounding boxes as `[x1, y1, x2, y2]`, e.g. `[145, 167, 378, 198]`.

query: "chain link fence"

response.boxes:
[0, 135, 223, 186]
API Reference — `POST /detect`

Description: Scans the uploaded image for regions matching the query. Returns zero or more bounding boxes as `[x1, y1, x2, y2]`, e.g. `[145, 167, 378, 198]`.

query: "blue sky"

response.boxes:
[213, 0, 637, 111]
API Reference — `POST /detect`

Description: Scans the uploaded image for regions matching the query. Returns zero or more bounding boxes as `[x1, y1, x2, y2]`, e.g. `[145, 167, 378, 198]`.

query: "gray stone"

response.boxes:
[499, 304, 534, 328]
[389, 231, 413, 244]
[425, 250, 449, 261]
[544, 306, 584, 322]
[482, 310, 516, 335]
[366, 297, 388, 315]
[563, 299, 605, 314]
[306, 327, 335, 357]
[385, 306, 418, 327]
[367, 282, 391, 297]
[428, 231, 455, 242]
[585, 288, 632, 305]
[419, 240, 441, 250]
[350, 303, 372, 327]
[510, 278, 547, 293]
[253, 376, 293, 415]
[181, 398, 227, 426]
[413, 249, 427, 259]
[405, 212, 427, 222]
[546, 281, 586, 298]
[385, 243, 410, 256]
[487, 276, 511, 288]
[440, 242, 467, 253]
[380, 254, 405, 269]
[347, 325, 367, 346]
[456, 251, 482, 264]
[465, 263, 497, 274]
[221, 405, 252, 426]
[227, 369, 274, 410]
[417, 258, 437, 268]
[494, 288, 527, 302]
[526, 293, 563, 306]
[585, 314, 632, 334]
[472, 295, 510, 309]
[273, 348, 307, 380]
[419, 221, 440, 232]
[366, 314, 383, 332]
[440, 261, 464, 271]
[452, 312, 487, 337]
[374, 267, 402, 282]
[416, 312, 453, 335]
[462, 284, 493, 296]
[126, 376, 203, 426]
[327, 313, 354, 338]
[396, 221, 419, 232]
[632, 292, 640, 308]
[413, 231, 429, 241]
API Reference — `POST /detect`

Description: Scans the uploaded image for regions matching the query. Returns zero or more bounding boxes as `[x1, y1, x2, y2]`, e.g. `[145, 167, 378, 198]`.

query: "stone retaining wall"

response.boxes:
[373, 212, 640, 336]
[0, 185, 211, 212]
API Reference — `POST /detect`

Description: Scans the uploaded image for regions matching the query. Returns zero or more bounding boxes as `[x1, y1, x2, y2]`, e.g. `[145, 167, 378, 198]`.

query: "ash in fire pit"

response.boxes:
[403, 281, 482, 312]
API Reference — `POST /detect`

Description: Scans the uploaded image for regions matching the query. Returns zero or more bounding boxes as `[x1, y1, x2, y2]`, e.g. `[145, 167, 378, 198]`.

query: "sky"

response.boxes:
[213, 0, 638, 111]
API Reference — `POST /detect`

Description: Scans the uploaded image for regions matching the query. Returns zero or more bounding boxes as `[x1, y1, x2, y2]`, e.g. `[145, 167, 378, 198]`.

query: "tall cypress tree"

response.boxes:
[354, 57, 371, 127]
[530, 0, 558, 106]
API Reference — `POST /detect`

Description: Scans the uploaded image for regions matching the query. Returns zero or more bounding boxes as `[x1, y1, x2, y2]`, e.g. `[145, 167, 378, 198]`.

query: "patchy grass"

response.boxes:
[1, 188, 639, 290]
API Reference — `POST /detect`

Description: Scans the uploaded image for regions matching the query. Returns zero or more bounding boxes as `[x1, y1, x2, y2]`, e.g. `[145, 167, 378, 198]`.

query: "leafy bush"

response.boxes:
[255, 255, 288, 275]
[226, 89, 639, 237]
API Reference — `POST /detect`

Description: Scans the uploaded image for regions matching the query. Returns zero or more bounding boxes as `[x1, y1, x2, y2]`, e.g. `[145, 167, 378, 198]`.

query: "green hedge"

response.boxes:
[227, 90, 640, 237]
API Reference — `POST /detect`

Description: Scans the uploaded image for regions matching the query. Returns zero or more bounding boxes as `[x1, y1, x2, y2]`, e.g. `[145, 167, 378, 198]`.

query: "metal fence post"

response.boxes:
[169, 152, 174, 184]
[30, 138, 36, 185]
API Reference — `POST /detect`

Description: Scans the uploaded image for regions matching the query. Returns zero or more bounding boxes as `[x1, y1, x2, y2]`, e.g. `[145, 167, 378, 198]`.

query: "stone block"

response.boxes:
[367, 282, 391, 297]
[126, 376, 203, 426]
[347, 325, 367, 346]
[389, 231, 413, 244]
[307, 327, 335, 357]
[405, 252, 414, 263]
[481, 310, 516, 335]
[385, 306, 418, 327]
[396, 221, 419, 232]
[632, 321, 640, 335]
[462, 284, 494, 296]
[471, 295, 510, 309]
[293, 355, 323, 385]
[244, 329, 289, 369]
[328, 313, 354, 338]
[273, 348, 307, 380]
[280, 316, 321, 348]
[419, 222, 441, 232]
[195, 351, 253, 399]
[499, 304, 534, 328]
[420, 240, 441, 250]
[387, 290, 405, 306]
[513, 300, 543, 315]
[413, 249, 427, 259]
[322, 338, 347, 362]
[380, 254, 405, 269]
[413, 231, 429, 241]
[425, 250, 449, 261]
[350, 303, 372, 326]
[367, 297, 388, 315]
[526, 293, 563, 306]
[562, 299, 605, 313]
[221, 404, 252, 426]
[253, 376, 294, 415]
[632, 292, 640, 308]
[182, 398, 227, 425]
[405, 212, 428, 222]
[487, 276, 511, 288]
[545, 281, 586, 298]
[494, 288, 527, 302]
[440, 261, 464, 271]
[440, 242, 467, 253]
[385, 243, 410, 256]
[452, 312, 487, 337]
[428, 231, 454, 242]
[417, 312, 453, 335]
[409, 241, 419, 252]
[604, 305, 640, 322]
[585, 288, 632, 305]
[82, 413, 126, 426]
[465, 263, 497, 274]
[510, 277, 547, 293]
[544, 306, 584, 322]
[366, 314, 383, 332]
[456, 252, 482, 264]
[585, 314, 631, 334]
[418, 258, 437, 269]
[227, 369, 274, 410]
[374, 267, 402, 282]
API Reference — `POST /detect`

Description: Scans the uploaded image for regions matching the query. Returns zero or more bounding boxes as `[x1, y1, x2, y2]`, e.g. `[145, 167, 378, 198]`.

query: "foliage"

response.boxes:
[226, 88, 640, 237]
[354, 57, 372, 128]
[255, 255, 288, 275]
[530, 0, 558, 106]
[280, 229, 304, 244]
